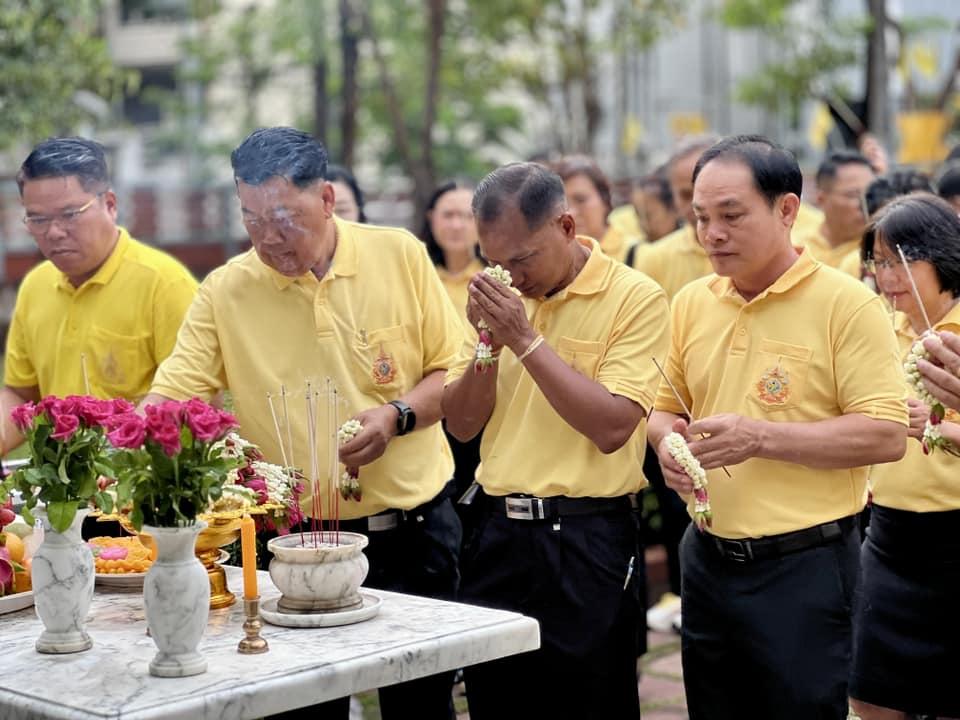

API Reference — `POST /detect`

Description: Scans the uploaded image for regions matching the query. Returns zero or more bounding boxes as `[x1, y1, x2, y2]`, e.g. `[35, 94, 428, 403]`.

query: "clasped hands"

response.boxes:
[467, 272, 534, 355]
[657, 413, 760, 494]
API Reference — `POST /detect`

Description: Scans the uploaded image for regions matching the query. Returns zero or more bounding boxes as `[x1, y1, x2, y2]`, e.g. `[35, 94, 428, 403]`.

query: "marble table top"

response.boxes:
[0, 566, 540, 719]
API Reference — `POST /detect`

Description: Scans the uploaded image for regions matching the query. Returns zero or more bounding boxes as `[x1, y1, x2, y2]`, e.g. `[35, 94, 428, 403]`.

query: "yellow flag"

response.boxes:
[808, 102, 833, 151]
[896, 111, 949, 165]
[621, 115, 645, 156]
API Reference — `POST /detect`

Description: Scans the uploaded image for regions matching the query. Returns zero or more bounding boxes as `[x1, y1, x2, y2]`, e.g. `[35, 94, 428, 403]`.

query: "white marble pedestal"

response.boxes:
[0, 566, 540, 720]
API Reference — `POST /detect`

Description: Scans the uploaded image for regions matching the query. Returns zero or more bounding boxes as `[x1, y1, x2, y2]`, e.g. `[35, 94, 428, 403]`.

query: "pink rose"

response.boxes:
[50, 412, 80, 441]
[144, 405, 182, 455]
[77, 397, 113, 426]
[106, 413, 147, 449]
[185, 407, 226, 442]
[111, 398, 135, 415]
[243, 477, 269, 504]
[10, 402, 36, 431]
[217, 410, 238, 437]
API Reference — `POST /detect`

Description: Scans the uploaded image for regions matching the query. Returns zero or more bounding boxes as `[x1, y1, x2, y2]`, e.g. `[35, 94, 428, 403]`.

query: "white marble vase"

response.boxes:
[143, 522, 210, 677]
[268, 531, 369, 613]
[32, 507, 95, 654]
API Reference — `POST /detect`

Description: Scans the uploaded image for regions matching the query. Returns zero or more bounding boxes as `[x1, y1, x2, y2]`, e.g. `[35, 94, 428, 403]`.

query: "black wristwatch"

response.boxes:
[388, 400, 416, 436]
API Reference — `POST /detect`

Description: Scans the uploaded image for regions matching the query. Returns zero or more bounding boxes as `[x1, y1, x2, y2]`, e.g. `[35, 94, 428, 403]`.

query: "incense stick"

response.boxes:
[266, 393, 291, 470]
[651, 357, 732, 478]
[896, 244, 933, 332]
[80, 353, 91, 395]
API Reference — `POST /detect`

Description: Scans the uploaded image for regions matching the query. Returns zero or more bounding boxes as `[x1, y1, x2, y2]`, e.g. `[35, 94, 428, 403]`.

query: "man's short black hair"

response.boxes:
[936, 162, 960, 201]
[231, 127, 328, 188]
[869, 193, 960, 298]
[692, 134, 802, 207]
[16, 137, 110, 195]
[472, 162, 566, 231]
[815, 149, 875, 187]
[863, 168, 933, 217]
[326, 164, 366, 222]
[638, 166, 675, 210]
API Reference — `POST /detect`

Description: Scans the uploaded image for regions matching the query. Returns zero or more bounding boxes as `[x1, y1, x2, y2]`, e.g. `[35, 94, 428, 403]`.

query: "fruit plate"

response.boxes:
[0, 590, 34, 615]
[95, 572, 147, 591]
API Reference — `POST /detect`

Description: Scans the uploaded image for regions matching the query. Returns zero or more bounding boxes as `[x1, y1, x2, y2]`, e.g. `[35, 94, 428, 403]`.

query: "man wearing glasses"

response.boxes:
[1, 136, 197, 451]
[793, 149, 876, 274]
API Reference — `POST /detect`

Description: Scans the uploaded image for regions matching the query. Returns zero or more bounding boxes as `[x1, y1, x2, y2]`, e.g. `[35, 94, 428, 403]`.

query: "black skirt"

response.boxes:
[850, 504, 960, 717]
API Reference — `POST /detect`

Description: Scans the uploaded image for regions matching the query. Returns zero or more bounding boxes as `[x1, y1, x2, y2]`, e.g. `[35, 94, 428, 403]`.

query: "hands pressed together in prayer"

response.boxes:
[467, 272, 533, 356]
[919, 331, 960, 413]
[658, 413, 761, 494]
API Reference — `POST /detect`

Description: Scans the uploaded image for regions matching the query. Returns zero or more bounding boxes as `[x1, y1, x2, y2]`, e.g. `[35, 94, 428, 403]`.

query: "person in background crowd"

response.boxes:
[649, 135, 907, 719]
[935, 162, 960, 214]
[635, 166, 683, 244]
[795, 150, 876, 273]
[555, 154, 638, 264]
[849, 194, 960, 720]
[145, 127, 465, 720]
[420, 180, 485, 506]
[327, 164, 366, 223]
[444, 162, 670, 719]
[844, 168, 934, 284]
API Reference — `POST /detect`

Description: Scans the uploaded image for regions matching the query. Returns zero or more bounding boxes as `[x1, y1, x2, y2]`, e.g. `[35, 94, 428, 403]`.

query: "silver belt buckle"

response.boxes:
[367, 512, 399, 532]
[505, 497, 545, 520]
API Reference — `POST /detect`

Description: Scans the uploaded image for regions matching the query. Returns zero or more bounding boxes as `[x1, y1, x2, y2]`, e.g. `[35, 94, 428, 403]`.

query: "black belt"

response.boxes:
[333, 481, 457, 533]
[707, 515, 855, 563]
[484, 493, 636, 521]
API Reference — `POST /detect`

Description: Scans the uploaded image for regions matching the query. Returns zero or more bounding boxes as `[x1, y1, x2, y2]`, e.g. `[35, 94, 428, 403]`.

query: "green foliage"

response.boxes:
[0, 0, 134, 150]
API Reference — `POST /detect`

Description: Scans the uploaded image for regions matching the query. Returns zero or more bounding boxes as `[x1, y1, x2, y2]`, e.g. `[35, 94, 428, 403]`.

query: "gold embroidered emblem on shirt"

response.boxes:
[371, 345, 397, 385]
[756, 365, 790, 404]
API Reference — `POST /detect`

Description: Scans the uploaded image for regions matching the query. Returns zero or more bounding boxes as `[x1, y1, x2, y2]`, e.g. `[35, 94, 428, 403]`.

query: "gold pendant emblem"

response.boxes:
[757, 365, 790, 405]
[371, 345, 397, 385]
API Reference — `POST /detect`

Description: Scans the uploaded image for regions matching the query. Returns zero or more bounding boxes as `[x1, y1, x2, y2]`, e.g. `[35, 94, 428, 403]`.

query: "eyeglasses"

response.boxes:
[22, 194, 103, 233]
[864, 255, 915, 273]
[242, 211, 306, 235]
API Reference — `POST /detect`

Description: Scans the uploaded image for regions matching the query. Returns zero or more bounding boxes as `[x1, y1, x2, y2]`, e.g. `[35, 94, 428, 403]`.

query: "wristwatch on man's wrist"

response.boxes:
[387, 400, 416, 436]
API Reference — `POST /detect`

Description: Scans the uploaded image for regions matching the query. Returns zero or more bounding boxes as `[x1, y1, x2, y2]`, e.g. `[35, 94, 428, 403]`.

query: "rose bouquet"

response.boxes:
[1, 396, 131, 532]
[107, 398, 240, 529]
[665, 432, 712, 531]
[474, 265, 513, 373]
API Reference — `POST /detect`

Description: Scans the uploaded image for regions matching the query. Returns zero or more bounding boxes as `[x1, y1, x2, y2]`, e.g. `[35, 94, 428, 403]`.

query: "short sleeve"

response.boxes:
[151, 269, 199, 365]
[4, 287, 37, 388]
[653, 293, 693, 416]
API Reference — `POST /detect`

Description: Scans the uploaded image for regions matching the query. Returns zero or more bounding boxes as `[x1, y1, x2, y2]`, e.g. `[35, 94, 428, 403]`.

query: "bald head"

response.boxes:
[472, 162, 566, 231]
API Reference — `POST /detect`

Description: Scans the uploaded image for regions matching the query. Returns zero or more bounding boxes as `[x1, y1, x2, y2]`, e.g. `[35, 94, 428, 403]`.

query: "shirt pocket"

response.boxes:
[746, 338, 812, 413]
[354, 324, 406, 394]
[87, 325, 154, 399]
[557, 337, 604, 380]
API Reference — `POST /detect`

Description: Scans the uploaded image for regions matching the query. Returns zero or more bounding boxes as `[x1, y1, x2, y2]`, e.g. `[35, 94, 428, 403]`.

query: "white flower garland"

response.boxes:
[665, 432, 712, 530]
[474, 265, 513, 373]
[904, 335, 958, 456]
[338, 420, 363, 501]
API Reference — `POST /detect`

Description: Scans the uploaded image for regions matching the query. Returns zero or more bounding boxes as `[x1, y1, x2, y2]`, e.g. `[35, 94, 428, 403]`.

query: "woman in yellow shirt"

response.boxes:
[850, 193, 960, 720]
[420, 181, 485, 502]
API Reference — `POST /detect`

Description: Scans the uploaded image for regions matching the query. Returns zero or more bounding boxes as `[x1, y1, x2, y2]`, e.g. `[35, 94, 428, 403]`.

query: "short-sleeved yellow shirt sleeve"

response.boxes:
[4, 228, 197, 400]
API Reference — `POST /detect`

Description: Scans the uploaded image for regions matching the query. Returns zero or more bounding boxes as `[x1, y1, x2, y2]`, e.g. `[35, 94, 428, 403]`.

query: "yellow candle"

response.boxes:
[240, 515, 258, 600]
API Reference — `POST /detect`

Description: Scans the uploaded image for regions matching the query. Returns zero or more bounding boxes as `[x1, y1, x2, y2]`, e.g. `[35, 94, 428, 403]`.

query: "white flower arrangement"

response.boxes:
[338, 420, 363, 501]
[474, 265, 513, 373]
[665, 432, 712, 530]
[904, 336, 958, 456]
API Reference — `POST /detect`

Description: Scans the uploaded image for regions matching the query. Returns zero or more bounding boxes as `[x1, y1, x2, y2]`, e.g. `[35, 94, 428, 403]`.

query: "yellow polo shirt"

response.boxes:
[151, 217, 463, 519]
[794, 224, 861, 275]
[599, 225, 639, 265]
[446, 237, 670, 498]
[837, 249, 863, 280]
[655, 249, 907, 538]
[632, 224, 713, 301]
[608, 204, 644, 244]
[793, 202, 824, 239]
[870, 307, 960, 512]
[436, 257, 485, 336]
[5, 228, 197, 400]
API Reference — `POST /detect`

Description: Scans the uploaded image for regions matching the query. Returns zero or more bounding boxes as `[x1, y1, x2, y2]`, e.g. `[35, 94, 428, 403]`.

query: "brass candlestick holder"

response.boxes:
[238, 597, 269, 654]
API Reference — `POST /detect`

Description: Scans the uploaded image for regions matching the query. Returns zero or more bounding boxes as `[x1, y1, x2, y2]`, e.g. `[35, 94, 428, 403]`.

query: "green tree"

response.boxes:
[0, 0, 132, 150]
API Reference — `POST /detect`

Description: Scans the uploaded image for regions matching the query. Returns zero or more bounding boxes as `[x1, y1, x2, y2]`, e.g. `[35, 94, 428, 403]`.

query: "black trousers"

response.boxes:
[680, 522, 859, 720]
[270, 495, 462, 720]
[460, 507, 642, 720]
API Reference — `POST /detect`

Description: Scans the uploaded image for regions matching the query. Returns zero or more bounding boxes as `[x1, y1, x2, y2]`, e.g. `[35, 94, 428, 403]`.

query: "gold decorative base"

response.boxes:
[206, 561, 237, 610]
[238, 597, 269, 654]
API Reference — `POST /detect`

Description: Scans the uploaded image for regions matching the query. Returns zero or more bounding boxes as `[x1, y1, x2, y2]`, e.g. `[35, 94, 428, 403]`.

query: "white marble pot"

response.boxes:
[32, 507, 95, 654]
[143, 522, 210, 678]
[268, 531, 369, 613]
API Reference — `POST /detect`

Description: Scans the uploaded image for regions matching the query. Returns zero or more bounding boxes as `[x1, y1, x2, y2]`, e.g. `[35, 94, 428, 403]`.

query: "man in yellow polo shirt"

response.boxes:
[443, 162, 670, 719]
[145, 127, 464, 720]
[648, 135, 907, 719]
[794, 149, 876, 274]
[1, 136, 197, 451]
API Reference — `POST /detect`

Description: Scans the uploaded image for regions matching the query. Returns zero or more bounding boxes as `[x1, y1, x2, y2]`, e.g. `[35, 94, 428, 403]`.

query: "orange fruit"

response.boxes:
[13, 569, 30, 593]
[0, 532, 24, 565]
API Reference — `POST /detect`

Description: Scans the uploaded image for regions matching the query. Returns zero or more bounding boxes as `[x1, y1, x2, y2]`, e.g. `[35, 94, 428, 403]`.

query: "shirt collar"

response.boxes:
[547, 237, 610, 301]
[267, 215, 359, 290]
[708, 246, 819, 303]
[56, 227, 129, 293]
